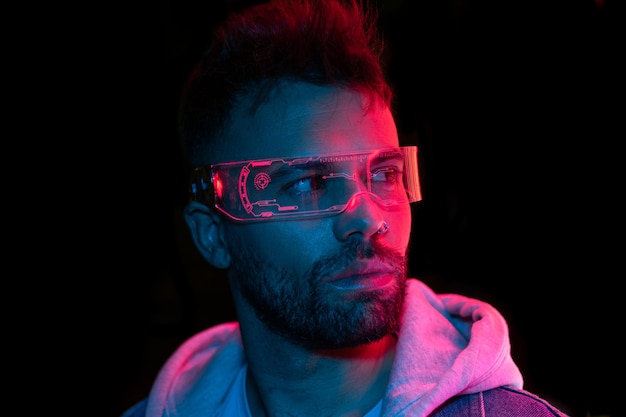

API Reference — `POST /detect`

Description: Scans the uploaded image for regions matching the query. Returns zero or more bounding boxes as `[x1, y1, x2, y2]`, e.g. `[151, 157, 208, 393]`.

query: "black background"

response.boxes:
[69, 1, 620, 416]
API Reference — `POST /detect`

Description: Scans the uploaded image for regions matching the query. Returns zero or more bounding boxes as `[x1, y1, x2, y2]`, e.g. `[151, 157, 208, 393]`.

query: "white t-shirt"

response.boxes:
[216, 364, 382, 417]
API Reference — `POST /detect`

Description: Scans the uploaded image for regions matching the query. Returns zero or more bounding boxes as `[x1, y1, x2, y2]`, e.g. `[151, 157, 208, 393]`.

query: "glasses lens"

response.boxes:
[191, 146, 421, 222]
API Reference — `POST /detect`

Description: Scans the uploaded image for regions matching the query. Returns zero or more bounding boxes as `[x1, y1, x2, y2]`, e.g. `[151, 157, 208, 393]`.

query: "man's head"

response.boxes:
[181, 0, 420, 350]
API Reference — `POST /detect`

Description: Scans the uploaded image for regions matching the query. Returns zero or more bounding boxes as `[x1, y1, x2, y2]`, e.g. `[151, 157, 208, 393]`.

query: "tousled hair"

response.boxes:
[178, 0, 392, 167]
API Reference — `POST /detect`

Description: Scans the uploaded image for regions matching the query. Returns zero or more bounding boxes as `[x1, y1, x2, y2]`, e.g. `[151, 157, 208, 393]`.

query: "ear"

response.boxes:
[184, 201, 232, 269]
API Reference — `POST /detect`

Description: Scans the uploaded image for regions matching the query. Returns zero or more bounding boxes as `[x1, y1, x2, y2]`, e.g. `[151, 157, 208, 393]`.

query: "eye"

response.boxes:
[371, 167, 401, 183]
[288, 175, 326, 195]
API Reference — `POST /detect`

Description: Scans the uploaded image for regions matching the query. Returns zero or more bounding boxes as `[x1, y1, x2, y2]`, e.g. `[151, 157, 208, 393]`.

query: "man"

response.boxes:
[123, 0, 569, 415]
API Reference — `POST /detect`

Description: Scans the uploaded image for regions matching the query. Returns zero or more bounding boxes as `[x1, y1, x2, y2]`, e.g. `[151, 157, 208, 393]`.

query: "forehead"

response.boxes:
[215, 82, 398, 163]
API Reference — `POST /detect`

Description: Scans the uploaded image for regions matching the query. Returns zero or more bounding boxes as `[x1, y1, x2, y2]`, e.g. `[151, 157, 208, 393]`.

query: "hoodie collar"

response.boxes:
[145, 279, 523, 417]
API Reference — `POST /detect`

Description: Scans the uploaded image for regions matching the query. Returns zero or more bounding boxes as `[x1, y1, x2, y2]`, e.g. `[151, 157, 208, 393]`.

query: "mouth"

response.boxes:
[324, 261, 395, 291]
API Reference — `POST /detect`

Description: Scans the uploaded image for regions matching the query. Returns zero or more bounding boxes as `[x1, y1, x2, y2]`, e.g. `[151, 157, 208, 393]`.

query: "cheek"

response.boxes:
[225, 224, 264, 260]
[228, 221, 330, 266]
[387, 207, 412, 249]
[273, 222, 333, 262]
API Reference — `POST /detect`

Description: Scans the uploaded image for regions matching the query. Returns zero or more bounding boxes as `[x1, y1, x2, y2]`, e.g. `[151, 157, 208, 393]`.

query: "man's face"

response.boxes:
[216, 82, 412, 349]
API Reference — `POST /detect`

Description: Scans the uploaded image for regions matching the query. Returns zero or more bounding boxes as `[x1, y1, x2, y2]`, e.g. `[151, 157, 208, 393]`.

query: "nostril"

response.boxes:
[376, 221, 389, 235]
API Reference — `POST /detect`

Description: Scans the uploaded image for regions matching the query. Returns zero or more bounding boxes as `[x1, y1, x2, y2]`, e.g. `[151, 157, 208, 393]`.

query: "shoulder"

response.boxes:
[432, 386, 570, 417]
[119, 398, 148, 417]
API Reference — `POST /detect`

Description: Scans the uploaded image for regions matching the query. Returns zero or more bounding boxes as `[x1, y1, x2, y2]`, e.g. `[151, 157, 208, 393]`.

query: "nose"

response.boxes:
[333, 191, 387, 241]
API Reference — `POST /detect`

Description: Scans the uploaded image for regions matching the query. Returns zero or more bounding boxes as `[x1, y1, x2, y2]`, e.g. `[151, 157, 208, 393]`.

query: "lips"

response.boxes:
[324, 260, 395, 290]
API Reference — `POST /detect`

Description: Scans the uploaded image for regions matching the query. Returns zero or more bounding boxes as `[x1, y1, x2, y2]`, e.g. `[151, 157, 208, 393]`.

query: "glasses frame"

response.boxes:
[190, 146, 421, 222]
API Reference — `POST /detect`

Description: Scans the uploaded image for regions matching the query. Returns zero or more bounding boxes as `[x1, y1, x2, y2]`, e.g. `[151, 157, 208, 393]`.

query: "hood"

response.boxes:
[144, 322, 245, 417]
[382, 280, 523, 416]
[143, 279, 523, 416]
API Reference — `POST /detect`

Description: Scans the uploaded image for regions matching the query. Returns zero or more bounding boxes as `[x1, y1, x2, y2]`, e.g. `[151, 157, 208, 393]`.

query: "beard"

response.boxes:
[228, 234, 408, 350]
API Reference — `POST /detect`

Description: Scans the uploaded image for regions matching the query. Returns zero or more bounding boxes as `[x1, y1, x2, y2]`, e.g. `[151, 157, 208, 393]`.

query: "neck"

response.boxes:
[239, 310, 396, 417]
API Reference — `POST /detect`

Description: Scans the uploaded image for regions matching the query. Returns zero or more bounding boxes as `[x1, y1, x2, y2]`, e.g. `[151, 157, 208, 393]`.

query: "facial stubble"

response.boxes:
[229, 234, 407, 350]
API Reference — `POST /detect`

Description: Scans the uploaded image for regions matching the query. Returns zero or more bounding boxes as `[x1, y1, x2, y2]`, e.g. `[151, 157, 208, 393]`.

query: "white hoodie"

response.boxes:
[141, 278, 523, 417]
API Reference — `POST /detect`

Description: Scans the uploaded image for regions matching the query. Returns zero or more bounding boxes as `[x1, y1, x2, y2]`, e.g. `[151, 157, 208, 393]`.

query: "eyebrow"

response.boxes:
[267, 159, 339, 179]
[370, 154, 404, 166]
[244, 149, 406, 180]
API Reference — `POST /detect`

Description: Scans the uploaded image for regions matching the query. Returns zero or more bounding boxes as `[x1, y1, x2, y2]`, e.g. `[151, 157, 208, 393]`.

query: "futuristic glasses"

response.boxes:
[190, 146, 421, 222]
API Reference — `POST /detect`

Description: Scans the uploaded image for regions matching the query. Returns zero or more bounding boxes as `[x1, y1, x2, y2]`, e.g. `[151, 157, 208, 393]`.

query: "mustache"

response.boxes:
[309, 235, 406, 281]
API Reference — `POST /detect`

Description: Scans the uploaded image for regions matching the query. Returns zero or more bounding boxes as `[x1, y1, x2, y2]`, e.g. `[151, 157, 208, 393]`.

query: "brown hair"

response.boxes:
[179, 0, 392, 167]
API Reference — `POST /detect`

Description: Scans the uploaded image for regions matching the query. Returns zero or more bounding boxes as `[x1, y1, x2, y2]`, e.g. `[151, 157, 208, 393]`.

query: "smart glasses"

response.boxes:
[190, 146, 421, 222]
